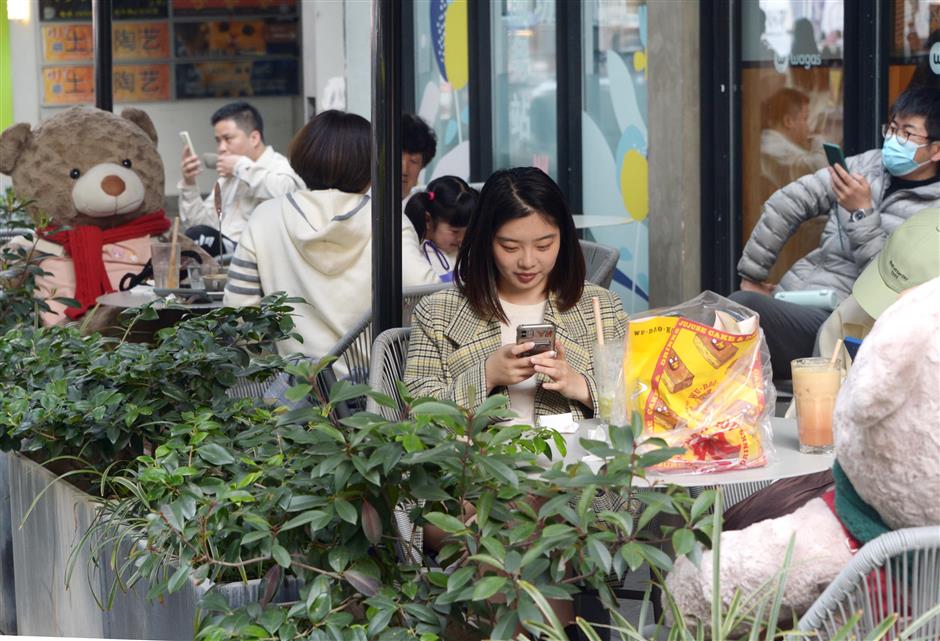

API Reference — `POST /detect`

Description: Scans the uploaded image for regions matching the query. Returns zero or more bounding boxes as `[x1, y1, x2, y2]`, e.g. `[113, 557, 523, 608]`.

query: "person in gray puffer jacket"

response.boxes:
[731, 86, 940, 379]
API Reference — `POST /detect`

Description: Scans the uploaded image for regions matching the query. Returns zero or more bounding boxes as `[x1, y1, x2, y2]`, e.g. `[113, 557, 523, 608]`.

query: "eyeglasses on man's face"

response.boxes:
[881, 123, 933, 145]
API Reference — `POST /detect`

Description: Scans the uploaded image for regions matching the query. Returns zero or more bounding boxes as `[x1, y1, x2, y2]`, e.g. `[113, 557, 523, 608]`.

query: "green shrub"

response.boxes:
[89, 372, 714, 641]
[0, 295, 298, 472]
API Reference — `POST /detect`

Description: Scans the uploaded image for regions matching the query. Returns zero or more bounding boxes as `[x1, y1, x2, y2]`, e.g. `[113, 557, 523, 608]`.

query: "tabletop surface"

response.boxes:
[97, 287, 223, 310]
[559, 417, 833, 488]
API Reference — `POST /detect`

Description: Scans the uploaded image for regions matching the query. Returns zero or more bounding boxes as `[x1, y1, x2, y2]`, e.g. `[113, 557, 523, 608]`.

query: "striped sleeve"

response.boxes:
[222, 231, 263, 307]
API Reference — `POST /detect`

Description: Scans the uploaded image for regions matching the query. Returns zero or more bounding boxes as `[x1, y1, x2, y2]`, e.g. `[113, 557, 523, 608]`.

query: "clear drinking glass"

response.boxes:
[150, 241, 180, 289]
[791, 356, 841, 454]
[187, 264, 205, 290]
[595, 339, 628, 426]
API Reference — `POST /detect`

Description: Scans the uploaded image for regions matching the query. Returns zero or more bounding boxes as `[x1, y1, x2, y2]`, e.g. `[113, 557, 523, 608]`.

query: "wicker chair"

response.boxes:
[0, 228, 32, 244]
[688, 481, 775, 514]
[798, 526, 940, 640]
[365, 327, 412, 420]
[580, 239, 619, 288]
[264, 283, 450, 413]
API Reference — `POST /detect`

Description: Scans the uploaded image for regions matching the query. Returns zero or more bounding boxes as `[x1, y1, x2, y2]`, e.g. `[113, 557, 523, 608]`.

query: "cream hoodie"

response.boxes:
[223, 189, 438, 361]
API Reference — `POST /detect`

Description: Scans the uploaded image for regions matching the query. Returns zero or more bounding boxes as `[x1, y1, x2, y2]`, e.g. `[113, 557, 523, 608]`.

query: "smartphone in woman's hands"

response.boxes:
[516, 323, 554, 357]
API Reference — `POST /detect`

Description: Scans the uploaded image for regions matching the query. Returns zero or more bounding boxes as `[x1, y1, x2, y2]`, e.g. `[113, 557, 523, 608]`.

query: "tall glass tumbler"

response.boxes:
[595, 338, 628, 426]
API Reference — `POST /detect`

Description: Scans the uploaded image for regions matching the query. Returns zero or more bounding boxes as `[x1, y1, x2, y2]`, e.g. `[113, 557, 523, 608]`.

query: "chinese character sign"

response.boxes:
[114, 64, 171, 101]
[42, 24, 93, 63]
[114, 23, 171, 60]
[43, 64, 170, 104]
[42, 23, 170, 63]
[42, 66, 94, 105]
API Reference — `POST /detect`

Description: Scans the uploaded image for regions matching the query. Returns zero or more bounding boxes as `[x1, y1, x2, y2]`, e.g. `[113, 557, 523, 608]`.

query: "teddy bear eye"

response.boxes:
[121, 159, 132, 168]
[69, 168, 81, 179]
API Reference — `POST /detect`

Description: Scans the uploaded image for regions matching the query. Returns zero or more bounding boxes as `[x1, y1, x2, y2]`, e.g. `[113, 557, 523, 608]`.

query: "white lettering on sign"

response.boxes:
[773, 51, 823, 74]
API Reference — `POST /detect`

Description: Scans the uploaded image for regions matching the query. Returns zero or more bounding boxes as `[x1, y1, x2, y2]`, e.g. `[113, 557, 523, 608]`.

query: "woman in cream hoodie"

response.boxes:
[223, 110, 438, 361]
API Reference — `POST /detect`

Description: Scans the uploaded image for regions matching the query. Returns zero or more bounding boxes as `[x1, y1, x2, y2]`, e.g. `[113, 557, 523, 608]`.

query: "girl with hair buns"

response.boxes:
[404, 176, 478, 280]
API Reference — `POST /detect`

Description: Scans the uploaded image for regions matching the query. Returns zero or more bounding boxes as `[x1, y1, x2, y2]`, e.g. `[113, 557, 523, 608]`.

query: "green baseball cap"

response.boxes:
[853, 207, 940, 318]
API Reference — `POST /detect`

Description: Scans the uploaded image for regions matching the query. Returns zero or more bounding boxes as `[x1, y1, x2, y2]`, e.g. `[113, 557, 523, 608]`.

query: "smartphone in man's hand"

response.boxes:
[179, 131, 197, 157]
[823, 142, 847, 171]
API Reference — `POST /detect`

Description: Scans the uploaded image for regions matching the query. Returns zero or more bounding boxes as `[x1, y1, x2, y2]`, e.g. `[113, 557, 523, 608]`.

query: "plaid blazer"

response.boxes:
[405, 283, 628, 421]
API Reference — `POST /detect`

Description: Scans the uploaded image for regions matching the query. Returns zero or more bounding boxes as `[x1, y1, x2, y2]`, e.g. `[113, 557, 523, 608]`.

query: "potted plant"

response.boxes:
[0, 295, 300, 637]
[99, 363, 715, 641]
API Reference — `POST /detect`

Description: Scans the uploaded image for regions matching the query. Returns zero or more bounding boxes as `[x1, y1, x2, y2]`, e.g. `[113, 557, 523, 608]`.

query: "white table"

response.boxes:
[97, 287, 222, 310]
[555, 417, 833, 488]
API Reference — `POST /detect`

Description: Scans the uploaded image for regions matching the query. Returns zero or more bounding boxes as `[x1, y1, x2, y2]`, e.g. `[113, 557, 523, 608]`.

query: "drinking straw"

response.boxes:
[592, 296, 603, 345]
[829, 338, 843, 366]
[213, 183, 224, 257]
[168, 217, 180, 288]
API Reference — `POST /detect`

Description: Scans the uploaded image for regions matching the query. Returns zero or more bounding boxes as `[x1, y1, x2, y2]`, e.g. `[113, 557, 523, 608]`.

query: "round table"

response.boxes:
[555, 417, 833, 488]
[95, 287, 224, 342]
[97, 287, 223, 310]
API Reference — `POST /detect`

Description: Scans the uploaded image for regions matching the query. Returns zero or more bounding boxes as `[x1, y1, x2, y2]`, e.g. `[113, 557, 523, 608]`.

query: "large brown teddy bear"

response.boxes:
[0, 105, 171, 326]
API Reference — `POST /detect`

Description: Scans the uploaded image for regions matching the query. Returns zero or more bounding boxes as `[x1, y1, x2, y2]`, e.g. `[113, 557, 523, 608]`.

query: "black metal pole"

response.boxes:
[371, 0, 403, 335]
[92, 0, 113, 111]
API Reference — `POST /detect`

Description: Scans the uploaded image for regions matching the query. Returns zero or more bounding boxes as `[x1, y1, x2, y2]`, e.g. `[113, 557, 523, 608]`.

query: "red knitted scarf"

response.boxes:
[41, 210, 172, 319]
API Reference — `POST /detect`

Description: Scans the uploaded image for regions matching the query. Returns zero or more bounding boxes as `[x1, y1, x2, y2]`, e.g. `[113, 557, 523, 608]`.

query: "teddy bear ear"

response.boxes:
[0, 123, 33, 175]
[120, 108, 158, 144]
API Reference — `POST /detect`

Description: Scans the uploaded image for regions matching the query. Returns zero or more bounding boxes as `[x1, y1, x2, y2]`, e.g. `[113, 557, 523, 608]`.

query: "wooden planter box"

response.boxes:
[7, 452, 298, 639]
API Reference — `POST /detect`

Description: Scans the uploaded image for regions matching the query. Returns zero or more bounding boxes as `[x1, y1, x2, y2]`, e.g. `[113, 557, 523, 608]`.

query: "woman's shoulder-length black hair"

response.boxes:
[288, 109, 371, 193]
[455, 167, 585, 322]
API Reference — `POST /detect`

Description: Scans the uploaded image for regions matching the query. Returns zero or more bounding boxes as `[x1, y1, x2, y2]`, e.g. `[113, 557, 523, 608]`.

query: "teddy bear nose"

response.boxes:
[101, 175, 126, 197]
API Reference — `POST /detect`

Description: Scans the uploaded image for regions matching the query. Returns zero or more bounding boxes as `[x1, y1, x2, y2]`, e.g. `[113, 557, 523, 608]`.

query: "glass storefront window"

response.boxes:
[413, 0, 471, 182]
[581, 0, 648, 312]
[491, 0, 557, 178]
[740, 0, 845, 283]
[888, 0, 940, 105]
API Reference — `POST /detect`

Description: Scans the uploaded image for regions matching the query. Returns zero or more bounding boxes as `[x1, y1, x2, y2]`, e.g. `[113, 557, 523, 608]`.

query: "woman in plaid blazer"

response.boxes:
[405, 167, 628, 423]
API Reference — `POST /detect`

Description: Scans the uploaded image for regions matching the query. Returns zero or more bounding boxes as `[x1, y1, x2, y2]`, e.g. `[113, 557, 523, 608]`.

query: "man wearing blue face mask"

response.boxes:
[732, 85, 940, 380]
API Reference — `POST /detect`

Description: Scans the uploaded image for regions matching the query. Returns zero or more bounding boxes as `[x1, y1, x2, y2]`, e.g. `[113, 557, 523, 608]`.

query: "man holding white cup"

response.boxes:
[178, 102, 304, 255]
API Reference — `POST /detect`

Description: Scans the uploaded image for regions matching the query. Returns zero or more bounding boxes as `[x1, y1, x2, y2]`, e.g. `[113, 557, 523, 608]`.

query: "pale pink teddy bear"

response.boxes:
[665, 277, 940, 626]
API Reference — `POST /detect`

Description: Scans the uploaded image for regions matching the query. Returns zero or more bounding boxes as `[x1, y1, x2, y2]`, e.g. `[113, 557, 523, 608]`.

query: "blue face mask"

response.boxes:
[882, 135, 931, 177]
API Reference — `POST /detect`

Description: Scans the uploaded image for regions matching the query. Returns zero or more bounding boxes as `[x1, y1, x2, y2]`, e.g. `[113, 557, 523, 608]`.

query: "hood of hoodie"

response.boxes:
[281, 189, 372, 276]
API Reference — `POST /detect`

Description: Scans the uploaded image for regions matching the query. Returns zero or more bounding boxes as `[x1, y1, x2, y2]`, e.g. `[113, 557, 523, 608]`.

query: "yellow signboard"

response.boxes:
[113, 63, 171, 102]
[42, 64, 171, 105]
[42, 24, 93, 63]
[42, 66, 94, 105]
[42, 23, 170, 63]
[113, 22, 170, 60]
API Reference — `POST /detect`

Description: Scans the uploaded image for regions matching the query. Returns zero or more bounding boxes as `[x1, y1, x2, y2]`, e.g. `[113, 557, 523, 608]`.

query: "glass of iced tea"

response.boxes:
[791, 357, 841, 454]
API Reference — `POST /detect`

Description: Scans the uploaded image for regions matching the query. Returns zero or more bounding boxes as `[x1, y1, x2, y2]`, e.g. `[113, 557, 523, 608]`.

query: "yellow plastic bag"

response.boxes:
[626, 291, 775, 473]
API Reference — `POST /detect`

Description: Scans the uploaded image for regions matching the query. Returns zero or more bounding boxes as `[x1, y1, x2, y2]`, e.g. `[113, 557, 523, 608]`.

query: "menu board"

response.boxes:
[174, 19, 298, 58]
[38, 0, 298, 105]
[176, 59, 298, 98]
[39, 0, 169, 22]
[171, 0, 297, 17]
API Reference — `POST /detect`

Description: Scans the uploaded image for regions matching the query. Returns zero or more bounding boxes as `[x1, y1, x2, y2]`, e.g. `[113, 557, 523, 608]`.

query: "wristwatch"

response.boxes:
[849, 208, 871, 222]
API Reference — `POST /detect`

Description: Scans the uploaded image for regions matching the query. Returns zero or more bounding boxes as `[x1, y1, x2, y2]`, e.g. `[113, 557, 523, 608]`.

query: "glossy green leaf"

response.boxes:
[333, 498, 358, 525]
[196, 443, 235, 466]
[471, 576, 507, 601]
[271, 543, 291, 568]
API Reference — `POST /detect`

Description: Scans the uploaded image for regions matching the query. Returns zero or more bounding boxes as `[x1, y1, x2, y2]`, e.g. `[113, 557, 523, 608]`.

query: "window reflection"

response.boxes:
[889, 0, 940, 103]
[581, 0, 649, 312]
[740, 0, 844, 282]
[492, 0, 557, 178]
[413, 0, 471, 182]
